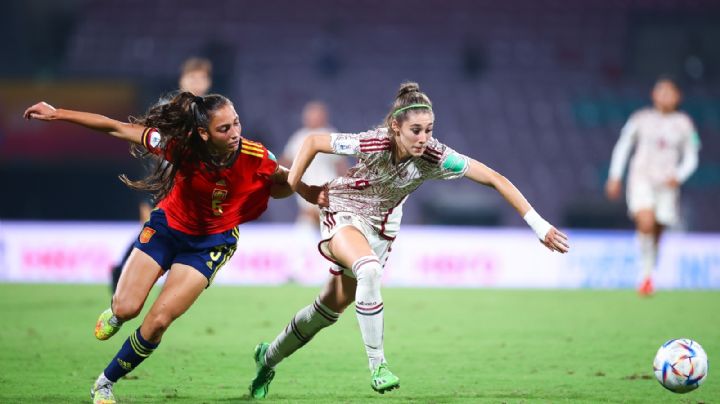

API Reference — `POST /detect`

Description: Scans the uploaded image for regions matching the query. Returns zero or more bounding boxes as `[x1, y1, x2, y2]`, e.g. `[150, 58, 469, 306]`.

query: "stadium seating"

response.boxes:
[56, 0, 720, 230]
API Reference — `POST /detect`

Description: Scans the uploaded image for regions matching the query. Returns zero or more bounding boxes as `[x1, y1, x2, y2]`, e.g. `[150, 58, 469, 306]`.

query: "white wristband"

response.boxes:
[523, 209, 552, 240]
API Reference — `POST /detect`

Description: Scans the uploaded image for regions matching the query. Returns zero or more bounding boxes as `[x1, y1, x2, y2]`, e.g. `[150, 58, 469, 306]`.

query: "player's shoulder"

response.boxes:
[360, 127, 389, 140]
[358, 127, 391, 153]
[240, 137, 266, 152]
[672, 110, 695, 124]
[240, 137, 276, 161]
[629, 107, 656, 121]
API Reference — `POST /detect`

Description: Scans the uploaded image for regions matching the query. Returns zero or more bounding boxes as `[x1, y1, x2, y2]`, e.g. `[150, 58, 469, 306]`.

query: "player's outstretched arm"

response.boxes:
[287, 133, 333, 192]
[23, 101, 145, 144]
[464, 158, 569, 253]
[605, 117, 637, 200]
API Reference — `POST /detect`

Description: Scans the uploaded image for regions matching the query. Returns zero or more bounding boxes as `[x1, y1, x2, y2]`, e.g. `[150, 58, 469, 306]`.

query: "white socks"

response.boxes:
[264, 254, 387, 372]
[353, 256, 385, 371]
[264, 298, 339, 368]
[638, 232, 657, 279]
[96, 373, 113, 386]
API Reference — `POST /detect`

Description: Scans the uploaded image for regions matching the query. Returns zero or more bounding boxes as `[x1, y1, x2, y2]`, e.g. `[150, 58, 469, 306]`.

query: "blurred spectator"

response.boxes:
[178, 57, 213, 97]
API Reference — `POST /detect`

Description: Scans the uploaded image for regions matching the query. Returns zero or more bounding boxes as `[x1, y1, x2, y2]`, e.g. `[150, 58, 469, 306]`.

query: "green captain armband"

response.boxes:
[442, 153, 467, 173]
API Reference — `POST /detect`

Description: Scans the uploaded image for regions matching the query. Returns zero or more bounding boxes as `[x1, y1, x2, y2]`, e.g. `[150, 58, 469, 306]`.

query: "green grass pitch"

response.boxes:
[0, 283, 717, 403]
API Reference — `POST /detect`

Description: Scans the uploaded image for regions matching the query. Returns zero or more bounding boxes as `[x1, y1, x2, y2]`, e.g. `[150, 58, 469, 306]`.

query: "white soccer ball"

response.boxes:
[653, 338, 708, 393]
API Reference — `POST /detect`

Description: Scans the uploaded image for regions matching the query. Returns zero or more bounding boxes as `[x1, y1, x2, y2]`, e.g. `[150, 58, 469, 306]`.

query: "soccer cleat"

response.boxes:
[371, 363, 400, 394]
[94, 308, 121, 340]
[249, 342, 275, 399]
[638, 278, 654, 296]
[90, 376, 116, 404]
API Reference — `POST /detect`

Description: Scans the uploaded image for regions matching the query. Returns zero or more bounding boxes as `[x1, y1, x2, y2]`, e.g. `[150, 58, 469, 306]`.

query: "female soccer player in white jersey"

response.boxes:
[606, 78, 700, 296]
[249, 82, 570, 397]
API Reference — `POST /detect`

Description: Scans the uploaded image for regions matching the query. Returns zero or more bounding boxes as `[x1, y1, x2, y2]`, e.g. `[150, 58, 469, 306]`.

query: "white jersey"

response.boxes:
[326, 127, 469, 239]
[609, 108, 700, 186]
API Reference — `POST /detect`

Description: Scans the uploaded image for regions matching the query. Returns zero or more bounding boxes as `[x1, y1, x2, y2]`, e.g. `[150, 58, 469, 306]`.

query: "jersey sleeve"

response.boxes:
[330, 128, 388, 158]
[260, 147, 279, 177]
[682, 113, 702, 150]
[241, 138, 278, 179]
[423, 137, 470, 180]
[608, 110, 641, 180]
[676, 113, 701, 183]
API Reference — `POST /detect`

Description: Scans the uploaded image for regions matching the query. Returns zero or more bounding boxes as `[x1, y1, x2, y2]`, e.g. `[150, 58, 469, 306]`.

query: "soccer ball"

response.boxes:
[653, 338, 708, 393]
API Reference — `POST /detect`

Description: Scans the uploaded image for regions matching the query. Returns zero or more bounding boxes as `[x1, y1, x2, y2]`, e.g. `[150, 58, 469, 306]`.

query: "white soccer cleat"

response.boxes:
[90, 374, 116, 404]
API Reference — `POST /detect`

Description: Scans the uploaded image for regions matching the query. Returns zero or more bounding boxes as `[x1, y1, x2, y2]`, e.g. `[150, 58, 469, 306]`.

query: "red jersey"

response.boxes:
[141, 128, 278, 235]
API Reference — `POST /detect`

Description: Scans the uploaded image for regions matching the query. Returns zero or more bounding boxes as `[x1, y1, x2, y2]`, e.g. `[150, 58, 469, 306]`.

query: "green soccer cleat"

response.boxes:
[371, 363, 400, 394]
[90, 376, 116, 404]
[249, 342, 275, 399]
[94, 308, 121, 341]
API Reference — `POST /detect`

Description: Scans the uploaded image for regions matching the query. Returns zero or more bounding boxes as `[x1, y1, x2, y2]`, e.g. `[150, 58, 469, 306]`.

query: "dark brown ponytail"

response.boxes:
[120, 91, 231, 202]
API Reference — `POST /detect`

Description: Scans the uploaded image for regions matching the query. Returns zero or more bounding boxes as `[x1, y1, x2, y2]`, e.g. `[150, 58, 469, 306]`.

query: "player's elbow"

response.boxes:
[486, 170, 510, 190]
[270, 183, 293, 199]
[307, 133, 324, 150]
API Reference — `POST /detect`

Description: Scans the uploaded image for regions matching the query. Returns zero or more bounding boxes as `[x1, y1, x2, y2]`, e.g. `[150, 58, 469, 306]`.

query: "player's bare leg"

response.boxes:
[95, 249, 163, 340]
[92, 264, 206, 403]
[635, 209, 658, 296]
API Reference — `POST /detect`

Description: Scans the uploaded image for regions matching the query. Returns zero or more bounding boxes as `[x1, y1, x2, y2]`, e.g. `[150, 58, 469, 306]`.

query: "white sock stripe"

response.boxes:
[356, 305, 384, 316]
[356, 301, 384, 310]
[289, 318, 308, 343]
[352, 256, 380, 272]
[313, 298, 339, 319]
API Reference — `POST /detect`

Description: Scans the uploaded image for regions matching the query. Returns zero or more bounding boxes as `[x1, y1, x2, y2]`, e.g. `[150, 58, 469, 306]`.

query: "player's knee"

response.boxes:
[112, 298, 143, 321]
[145, 312, 174, 339]
[353, 256, 383, 284]
[319, 293, 353, 313]
[637, 219, 655, 234]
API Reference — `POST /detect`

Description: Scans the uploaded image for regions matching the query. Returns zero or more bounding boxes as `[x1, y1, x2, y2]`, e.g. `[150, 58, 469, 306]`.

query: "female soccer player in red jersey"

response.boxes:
[24, 92, 325, 404]
[249, 82, 569, 397]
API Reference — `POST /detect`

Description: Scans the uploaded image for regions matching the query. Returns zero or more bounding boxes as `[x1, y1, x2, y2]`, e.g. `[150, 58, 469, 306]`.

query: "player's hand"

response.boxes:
[541, 227, 569, 253]
[305, 184, 329, 208]
[666, 177, 680, 188]
[23, 102, 57, 121]
[296, 182, 329, 207]
[605, 179, 622, 201]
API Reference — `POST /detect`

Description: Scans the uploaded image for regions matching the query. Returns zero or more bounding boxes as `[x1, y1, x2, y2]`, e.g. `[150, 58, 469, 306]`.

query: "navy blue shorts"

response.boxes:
[133, 209, 239, 286]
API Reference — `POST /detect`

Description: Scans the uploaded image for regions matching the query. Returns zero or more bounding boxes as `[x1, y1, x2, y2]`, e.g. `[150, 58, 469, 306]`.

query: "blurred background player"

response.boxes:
[178, 57, 213, 97]
[605, 77, 700, 296]
[281, 101, 347, 282]
[281, 101, 347, 226]
[110, 57, 214, 292]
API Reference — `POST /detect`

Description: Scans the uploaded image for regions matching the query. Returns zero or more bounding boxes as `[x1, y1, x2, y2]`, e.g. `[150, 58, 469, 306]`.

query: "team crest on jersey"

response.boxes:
[139, 227, 156, 244]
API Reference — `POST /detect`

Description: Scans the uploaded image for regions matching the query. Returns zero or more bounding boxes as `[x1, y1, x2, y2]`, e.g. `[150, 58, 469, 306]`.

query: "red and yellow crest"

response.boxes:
[139, 227, 156, 244]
